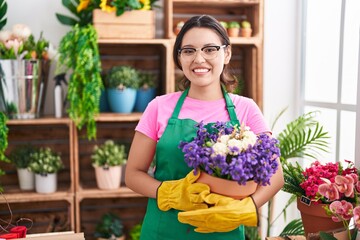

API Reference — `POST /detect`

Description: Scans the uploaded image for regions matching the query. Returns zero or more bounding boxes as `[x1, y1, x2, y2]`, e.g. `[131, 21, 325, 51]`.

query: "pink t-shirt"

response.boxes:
[136, 91, 270, 141]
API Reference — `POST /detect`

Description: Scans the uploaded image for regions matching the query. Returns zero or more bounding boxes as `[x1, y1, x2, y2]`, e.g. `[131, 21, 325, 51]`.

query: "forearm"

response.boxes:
[251, 157, 284, 208]
[125, 131, 160, 199]
[125, 167, 160, 198]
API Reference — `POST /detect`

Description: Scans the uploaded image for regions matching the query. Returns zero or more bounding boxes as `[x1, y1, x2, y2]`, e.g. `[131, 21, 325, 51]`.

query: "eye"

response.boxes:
[181, 48, 196, 55]
[203, 46, 218, 54]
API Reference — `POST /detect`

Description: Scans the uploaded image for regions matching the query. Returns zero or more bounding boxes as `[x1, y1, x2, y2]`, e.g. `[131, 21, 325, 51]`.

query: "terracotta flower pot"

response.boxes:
[240, 28, 252, 37]
[296, 198, 349, 239]
[196, 171, 257, 199]
[227, 28, 240, 37]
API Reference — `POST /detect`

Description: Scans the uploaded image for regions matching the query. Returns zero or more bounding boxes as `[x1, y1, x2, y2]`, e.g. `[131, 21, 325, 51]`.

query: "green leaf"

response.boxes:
[319, 231, 337, 240]
[279, 218, 304, 237]
[0, 0, 7, 30]
[56, 13, 79, 26]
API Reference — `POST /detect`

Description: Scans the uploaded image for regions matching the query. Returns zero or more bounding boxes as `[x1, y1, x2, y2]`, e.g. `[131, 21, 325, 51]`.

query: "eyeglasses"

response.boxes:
[178, 45, 228, 61]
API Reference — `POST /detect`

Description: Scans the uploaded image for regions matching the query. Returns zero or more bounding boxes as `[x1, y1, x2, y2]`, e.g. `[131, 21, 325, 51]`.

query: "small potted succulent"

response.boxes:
[8, 145, 37, 190]
[106, 66, 140, 113]
[240, 20, 252, 37]
[134, 71, 157, 112]
[227, 21, 240, 37]
[91, 140, 127, 190]
[28, 147, 64, 194]
[219, 21, 228, 30]
[94, 213, 125, 240]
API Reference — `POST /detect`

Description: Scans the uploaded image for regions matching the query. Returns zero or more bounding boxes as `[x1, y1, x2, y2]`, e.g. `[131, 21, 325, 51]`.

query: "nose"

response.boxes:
[193, 50, 206, 63]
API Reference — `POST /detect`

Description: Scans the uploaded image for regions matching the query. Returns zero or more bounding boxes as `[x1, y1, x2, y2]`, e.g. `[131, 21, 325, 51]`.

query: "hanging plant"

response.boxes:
[0, 112, 9, 181]
[57, 24, 102, 139]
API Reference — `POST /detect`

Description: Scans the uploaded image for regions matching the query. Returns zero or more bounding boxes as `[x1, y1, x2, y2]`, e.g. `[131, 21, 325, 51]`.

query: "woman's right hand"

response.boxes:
[157, 170, 211, 211]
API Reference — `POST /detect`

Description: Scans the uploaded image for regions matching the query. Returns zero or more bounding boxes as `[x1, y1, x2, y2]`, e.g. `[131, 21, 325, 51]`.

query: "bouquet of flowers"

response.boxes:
[178, 121, 280, 186]
[0, 24, 55, 60]
[298, 160, 360, 238]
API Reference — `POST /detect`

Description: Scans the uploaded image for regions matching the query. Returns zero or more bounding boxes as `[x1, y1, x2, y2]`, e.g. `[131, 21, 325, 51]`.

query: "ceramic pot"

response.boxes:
[94, 165, 122, 190]
[196, 171, 257, 199]
[297, 198, 349, 239]
[17, 168, 35, 190]
[107, 88, 136, 113]
[134, 87, 156, 112]
[35, 173, 57, 194]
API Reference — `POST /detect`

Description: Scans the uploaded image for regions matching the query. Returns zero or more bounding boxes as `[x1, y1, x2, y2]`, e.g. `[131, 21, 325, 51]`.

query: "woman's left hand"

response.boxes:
[178, 193, 258, 233]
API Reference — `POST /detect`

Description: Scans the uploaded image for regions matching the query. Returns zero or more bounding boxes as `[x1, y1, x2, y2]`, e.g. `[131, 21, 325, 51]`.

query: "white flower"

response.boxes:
[12, 24, 31, 41]
[227, 138, 246, 154]
[242, 130, 257, 146]
[212, 142, 228, 156]
[0, 30, 13, 43]
[218, 134, 230, 144]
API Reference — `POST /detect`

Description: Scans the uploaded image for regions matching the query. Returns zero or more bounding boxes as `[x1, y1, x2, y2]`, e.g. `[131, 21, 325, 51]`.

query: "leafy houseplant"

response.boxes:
[8, 145, 37, 190]
[56, 0, 160, 27]
[57, 24, 102, 140]
[28, 147, 63, 175]
[107, 66, 140, 90]
[28, 147, 64, 193]
[91, 140, 127, 190]
[106, 65, 140, 113]
[94, 213, 125, 240]
[129, 223, 142, 240]
[134, 71, 157, 112]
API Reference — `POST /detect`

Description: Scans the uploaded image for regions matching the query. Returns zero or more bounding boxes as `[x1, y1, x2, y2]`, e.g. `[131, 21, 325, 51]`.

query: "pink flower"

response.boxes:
[335, 175, 355, 197]
[318, 182, 339, 201]
[329, 200, 353, 221]
[353, 206, 360, 229]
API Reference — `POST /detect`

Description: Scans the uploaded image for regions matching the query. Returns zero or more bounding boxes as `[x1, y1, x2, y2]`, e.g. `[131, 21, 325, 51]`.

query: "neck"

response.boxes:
[187, 84, 223, 101]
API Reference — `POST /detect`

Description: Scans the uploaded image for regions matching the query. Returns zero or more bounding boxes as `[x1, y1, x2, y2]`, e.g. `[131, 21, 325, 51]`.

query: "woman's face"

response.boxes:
[179, 27, 231, 89]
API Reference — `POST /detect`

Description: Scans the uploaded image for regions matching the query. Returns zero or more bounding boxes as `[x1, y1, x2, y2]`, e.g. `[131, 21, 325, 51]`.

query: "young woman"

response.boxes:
[125, 15, 284, 240]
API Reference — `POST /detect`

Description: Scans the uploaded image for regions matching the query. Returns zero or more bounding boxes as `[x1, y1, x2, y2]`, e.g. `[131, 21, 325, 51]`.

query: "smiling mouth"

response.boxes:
[193, 68, 210, 73]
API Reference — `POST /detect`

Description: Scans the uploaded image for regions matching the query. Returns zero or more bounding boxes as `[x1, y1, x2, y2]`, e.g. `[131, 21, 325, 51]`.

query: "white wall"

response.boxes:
[6, 0, 301, 237]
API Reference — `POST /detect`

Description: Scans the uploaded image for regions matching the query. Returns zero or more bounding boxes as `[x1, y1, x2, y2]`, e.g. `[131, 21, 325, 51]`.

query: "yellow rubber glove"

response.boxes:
[157, 170, 211, 211]
[178, 193, 258, 233]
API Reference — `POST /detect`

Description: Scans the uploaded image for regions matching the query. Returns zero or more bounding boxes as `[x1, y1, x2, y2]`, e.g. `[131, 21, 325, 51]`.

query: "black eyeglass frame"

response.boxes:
[177, 45, 228, 55]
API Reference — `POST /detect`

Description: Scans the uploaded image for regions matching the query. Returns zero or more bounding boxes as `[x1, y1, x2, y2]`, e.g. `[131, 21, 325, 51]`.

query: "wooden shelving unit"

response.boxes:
[1, 1, 264, 239]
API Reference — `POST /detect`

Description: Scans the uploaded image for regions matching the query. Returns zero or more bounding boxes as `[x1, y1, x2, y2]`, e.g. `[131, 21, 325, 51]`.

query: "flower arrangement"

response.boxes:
[0, 24, 55, 60]
[179, 121, 280, 186]
[293, 160, 360, 239]
[57, 0, 159, 27]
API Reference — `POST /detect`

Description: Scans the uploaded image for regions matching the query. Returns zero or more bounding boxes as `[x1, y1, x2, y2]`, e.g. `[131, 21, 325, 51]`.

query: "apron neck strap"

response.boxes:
[170, 86, 238, 122]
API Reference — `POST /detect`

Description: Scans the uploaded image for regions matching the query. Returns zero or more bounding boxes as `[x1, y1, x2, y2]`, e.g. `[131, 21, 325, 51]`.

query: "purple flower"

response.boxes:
[179, 121, 280, 186]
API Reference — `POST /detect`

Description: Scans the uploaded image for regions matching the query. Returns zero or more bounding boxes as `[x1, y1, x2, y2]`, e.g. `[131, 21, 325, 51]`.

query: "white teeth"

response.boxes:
[193, 68, 209, 73]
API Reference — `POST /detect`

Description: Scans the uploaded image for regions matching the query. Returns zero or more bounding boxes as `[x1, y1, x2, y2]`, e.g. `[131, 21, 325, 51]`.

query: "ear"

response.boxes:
[224, 46, 232, 64]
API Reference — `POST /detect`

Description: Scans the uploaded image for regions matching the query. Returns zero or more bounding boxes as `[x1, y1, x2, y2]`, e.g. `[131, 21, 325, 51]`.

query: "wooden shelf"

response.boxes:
[94, 112, 142, 122]
[76, 187, 142, 200]
[0, 191, 74, 203]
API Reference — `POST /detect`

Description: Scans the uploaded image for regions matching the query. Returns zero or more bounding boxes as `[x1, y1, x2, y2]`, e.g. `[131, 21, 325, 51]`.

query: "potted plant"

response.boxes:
[94, 213, 125, 240]
[240, 20, 252, 37]
[134, 71, 157, 112]
[227, 21, 240, 37]
[8, 145, 37, 190]
[129, 223, 142, 240]
[28, 147, 64, 194]
[57, 24, 102, 140]
[219, 21, 228, 30]
[91, 140, 127, 190]
[106, 66, 140, 113]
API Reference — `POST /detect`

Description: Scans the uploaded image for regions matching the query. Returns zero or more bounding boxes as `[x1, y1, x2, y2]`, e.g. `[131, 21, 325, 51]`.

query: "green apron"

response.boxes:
[140, 87, 245, 240]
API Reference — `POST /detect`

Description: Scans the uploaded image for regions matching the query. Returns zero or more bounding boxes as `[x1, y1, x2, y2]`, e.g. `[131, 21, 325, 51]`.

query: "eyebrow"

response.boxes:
[181, 43, 222, 48]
